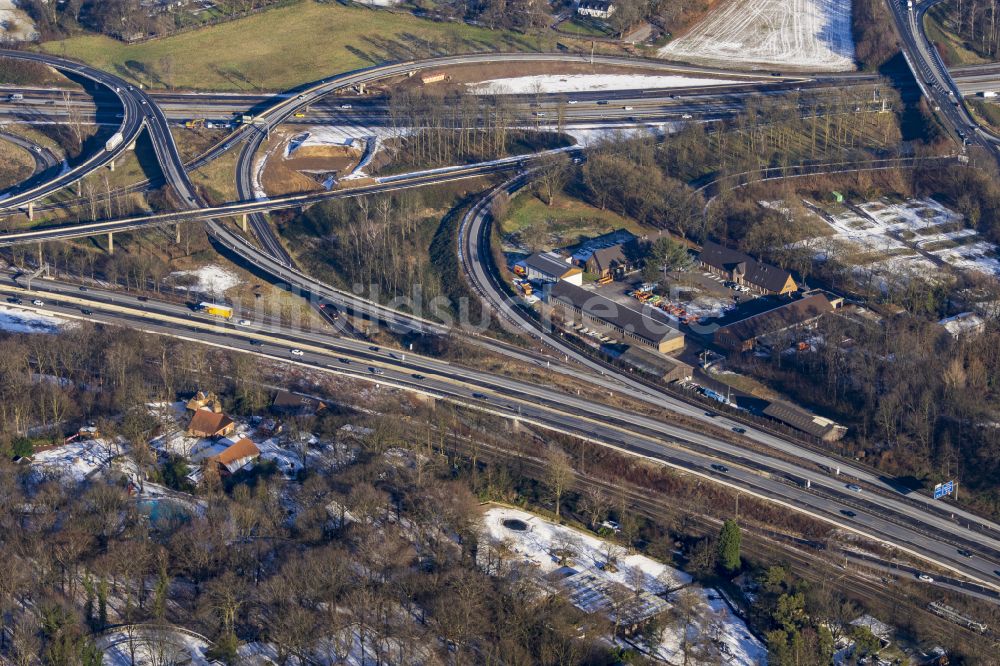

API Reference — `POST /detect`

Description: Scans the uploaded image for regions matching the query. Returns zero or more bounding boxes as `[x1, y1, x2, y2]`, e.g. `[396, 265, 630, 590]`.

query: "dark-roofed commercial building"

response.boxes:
[699, 241, 797, 295]
[714, 293, 835, 352]
[548, 281, 685, 353]
[522, 251, 584, 285]
[584, 241, 642, 281]
[272, 390, 327, 417]
[618, 346, 693, 382]
[763, 401, 847, 441]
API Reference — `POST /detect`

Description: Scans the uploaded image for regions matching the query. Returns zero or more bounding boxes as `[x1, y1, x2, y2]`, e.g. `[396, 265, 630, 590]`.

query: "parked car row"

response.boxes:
[723, 281, 751, 293]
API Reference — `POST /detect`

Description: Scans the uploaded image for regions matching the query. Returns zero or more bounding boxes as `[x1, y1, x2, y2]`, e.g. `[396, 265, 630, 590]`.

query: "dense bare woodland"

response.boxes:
[931, 0, 1000, 60]
[17, 0, 287, 40]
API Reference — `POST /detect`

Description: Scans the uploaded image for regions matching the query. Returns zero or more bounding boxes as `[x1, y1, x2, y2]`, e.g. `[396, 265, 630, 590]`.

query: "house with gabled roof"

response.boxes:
[210, 437, 260, 476]
[699, 240, 797, 295]
[187, 408, 236, 439]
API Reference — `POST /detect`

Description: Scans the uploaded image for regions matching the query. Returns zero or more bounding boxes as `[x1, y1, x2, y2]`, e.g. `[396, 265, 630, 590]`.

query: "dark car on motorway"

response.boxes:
[840, 509, 857, 518]
[711, 464, 729, 473]
[7, 297, 22, 305]
[411, 373, 425, 380]
[732, 426, 747, 434]
[472, 392, 487, 399]
[80, 308, 93, 315]
[957, 549, 974, 558]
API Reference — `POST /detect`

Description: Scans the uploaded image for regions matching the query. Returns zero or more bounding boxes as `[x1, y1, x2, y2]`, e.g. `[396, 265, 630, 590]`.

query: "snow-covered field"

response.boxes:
[0, 1, 39, 42]
[166, 264, 240, 296]
[470, 73, 740, 95]
[482, 507, 765, 665]
[0, 304, 67, 333]
[30, 439, 113, 483]
[658, 0, 855, 72]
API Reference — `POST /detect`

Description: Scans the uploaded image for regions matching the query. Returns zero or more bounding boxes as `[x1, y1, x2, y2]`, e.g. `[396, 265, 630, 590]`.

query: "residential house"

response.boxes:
[699, 240, 797, 295]
[187, 408, 236, 439]
[578, 0, 616, 19]
[713, 292, 836, 352]
[210, 437, 260, 476]
[548, 281, 685, 353]
[522, 251, 584, 285]
[185, 390, 222, 413]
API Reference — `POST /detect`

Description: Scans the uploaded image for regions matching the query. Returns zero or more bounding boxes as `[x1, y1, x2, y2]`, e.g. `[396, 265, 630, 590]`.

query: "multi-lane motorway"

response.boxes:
[3, 274, 1000, 595]
[890, 0, 1000, 155]
[2, 47, 1000, 597]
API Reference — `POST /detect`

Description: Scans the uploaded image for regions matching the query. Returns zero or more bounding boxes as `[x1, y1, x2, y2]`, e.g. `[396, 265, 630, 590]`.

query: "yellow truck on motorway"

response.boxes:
[198, 302, 233, 319]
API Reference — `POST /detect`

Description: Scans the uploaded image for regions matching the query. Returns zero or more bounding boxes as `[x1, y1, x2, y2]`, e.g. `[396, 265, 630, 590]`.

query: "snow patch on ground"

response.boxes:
[30, 439, 114, 483]
[167, 264, 240, 297]
[483, 506, 691, 591]
[470, 73, 740, 95]
[98, 626, 211, 666]
[0, 304, 67, 333]
[0, 1, 39, 42]
[798, 198, 1000, 282]
[658, 0, 855, 72]
[482, 507, 765, 664]
[651, 588, 767, 665]
[561, 122, 674, 146]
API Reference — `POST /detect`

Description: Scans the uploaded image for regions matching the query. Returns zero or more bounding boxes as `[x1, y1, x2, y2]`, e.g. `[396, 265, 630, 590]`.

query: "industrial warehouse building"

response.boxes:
[714, 292, 839, 352]
[548, 281, 685, 354]
[521, 251, 584, 285]
[763, 401, 847, 442]
[699, 241, 798, 295]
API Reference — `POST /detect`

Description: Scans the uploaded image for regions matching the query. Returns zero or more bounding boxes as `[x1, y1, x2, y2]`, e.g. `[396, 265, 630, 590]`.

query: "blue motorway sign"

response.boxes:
[933, 480, 955, 499]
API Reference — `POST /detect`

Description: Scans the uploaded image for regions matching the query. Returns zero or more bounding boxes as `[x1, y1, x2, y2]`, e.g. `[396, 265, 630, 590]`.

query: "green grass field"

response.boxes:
[39, 1, 553, 91]
[502, 191, 646, 251]
[923, 7, 990, 66]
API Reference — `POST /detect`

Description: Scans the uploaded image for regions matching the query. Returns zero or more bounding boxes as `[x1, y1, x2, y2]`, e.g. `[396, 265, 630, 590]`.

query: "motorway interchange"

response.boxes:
[2, 32, 1000, 599]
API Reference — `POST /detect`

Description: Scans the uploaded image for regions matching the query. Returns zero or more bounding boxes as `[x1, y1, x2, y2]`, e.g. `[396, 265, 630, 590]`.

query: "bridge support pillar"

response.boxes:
[175, 224, 181, 244]
[241, 214, 248, 233]
[26, 202, 33, 221]
[107, 232, 114, 255]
